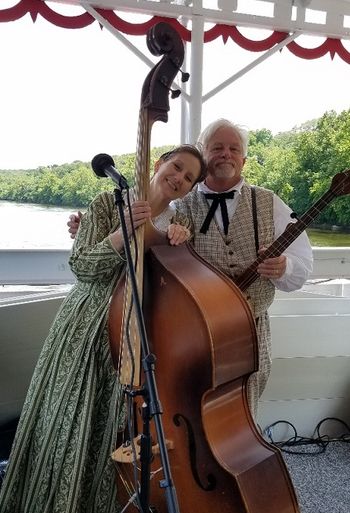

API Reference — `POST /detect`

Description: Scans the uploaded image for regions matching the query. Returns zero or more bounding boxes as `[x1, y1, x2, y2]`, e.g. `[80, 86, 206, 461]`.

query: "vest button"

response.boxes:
[228, 250, 233, 255]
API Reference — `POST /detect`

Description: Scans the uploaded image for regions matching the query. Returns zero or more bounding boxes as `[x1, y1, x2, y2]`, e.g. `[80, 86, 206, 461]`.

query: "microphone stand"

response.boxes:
[112, 181, 180, 513]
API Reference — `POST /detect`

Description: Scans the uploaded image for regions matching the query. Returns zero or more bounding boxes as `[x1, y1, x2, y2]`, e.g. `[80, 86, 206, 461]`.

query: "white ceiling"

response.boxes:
[48, 0, 350, 39]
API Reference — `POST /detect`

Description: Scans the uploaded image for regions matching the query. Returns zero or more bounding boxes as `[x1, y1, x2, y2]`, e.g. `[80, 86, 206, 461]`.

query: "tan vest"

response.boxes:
[177, 183, 275, 317]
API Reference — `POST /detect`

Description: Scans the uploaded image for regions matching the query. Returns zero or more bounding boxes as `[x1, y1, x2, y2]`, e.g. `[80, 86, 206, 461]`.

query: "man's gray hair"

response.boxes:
[197, 118, 249, 157]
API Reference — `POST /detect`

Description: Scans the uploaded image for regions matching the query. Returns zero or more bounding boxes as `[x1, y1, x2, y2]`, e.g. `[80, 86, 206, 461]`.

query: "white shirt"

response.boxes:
[197, 178, 313, 292]
[153, 204, 175, 231]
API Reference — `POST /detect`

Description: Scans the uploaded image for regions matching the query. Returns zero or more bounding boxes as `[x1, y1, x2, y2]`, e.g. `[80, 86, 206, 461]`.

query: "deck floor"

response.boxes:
[1, 428, 349, 512]
[283, 441, 350, 513]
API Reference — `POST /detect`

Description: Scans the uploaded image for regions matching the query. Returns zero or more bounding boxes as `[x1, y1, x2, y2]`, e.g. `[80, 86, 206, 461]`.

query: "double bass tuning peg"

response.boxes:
[168, 68, 189, 99]
[160, 78, 181, 99]
[171, 89, 181, 99]
[180, 70, 190, 82]
[170, 57, 190, 83]
[171, 69, 189, 97]
[159, 65, 189, 99]
[169, 69, 189, 98]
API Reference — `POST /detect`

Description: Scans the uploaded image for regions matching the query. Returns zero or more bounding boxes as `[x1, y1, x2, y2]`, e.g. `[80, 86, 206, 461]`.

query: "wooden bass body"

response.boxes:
[109, 243, 300, 513]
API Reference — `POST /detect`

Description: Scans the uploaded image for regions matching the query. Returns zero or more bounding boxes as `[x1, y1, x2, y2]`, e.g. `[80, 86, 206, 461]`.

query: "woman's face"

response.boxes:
[153, 152, 201, 201]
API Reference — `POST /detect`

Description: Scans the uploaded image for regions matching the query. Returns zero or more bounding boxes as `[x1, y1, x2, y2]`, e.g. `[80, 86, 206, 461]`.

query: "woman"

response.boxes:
[0, 145, 206, 513]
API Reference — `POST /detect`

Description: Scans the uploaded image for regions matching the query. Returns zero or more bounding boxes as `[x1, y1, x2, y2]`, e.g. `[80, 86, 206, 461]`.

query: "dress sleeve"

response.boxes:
[170, 210, 192, 231]
[171, 198, 194, 232]
[69, 192, 125, 283]
[153, 203, 193, 236]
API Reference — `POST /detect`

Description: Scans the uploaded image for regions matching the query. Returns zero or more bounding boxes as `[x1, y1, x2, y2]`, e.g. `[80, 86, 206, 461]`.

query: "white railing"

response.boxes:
[0, 249, 75, 285]
[260, 247, 350, 439]
[1, 247, 350, 434]
[1, 246, 350, 285]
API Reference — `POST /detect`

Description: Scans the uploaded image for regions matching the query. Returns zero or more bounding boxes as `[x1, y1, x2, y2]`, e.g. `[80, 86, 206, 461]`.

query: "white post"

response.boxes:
[179, 1, 191, 144]
[181, 44, 189, 143]
[188, 11, 204, 144]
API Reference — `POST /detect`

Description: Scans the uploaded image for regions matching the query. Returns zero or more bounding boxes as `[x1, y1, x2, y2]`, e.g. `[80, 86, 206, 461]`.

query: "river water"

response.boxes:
[0, 200, 75, 249]
[1, 200, 350, 249]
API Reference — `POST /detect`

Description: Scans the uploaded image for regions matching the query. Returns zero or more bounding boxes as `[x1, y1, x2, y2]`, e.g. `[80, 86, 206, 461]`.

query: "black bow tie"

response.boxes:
[200, 191, 235, 235]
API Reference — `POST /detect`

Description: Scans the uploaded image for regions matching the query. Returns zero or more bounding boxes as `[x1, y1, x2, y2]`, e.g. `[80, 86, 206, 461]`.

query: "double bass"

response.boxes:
[109, 22, 300, 513]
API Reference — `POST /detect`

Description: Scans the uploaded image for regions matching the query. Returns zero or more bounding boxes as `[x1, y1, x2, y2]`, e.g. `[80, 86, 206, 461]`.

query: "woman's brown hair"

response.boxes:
[158, 144, 207, 185]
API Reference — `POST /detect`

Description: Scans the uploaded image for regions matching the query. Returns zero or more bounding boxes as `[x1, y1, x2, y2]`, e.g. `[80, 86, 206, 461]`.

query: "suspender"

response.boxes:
[251, 186, 259, 256]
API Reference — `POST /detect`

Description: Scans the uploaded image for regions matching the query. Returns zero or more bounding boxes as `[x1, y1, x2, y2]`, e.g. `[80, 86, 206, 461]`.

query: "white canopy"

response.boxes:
[3, 0, 350, 141]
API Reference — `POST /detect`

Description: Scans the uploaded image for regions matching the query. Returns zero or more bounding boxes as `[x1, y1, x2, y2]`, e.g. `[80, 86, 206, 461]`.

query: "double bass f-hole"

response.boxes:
[173, 413, 217, 492]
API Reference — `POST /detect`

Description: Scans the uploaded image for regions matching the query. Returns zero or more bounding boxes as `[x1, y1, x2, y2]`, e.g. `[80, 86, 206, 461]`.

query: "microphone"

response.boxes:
[91, 153, 129, 189]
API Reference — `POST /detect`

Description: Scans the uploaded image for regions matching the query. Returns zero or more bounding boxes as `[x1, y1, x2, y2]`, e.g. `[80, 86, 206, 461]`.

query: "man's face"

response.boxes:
[203, 126, 246, 186]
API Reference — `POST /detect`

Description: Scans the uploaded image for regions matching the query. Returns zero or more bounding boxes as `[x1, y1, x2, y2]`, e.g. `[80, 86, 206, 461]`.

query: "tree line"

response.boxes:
[0, 146, 173, 209]
[1, 110, 350, 226]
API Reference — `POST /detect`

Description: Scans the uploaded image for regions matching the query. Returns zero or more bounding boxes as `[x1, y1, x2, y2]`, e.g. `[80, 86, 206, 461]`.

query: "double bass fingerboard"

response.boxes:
[118, 109, 152, 386]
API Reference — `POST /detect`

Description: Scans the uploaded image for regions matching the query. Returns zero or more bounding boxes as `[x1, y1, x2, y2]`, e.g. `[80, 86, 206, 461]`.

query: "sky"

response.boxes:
[1, 4, 350, 170]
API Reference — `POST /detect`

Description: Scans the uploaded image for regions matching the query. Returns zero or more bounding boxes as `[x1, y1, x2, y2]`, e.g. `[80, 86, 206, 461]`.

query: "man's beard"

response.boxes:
[211, 162, 237, 179]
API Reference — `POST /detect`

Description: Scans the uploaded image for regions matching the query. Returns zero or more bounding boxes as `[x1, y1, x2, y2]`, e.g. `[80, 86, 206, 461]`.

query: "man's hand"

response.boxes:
[257, 247, 287, 280]
[67, 211, 83, 239]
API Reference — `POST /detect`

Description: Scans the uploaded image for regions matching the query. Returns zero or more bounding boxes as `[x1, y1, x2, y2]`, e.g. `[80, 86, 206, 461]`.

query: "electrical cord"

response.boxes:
[264, 416, 350, 455]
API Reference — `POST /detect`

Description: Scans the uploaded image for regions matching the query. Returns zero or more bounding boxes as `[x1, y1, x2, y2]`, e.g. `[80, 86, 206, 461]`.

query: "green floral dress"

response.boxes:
[0, 190, 178, 513]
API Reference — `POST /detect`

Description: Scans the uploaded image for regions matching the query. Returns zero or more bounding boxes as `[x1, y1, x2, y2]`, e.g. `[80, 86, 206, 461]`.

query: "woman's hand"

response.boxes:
[167, 223, 191, 246]
[109, 201, 151, 251]
[124, 201, 152, 234]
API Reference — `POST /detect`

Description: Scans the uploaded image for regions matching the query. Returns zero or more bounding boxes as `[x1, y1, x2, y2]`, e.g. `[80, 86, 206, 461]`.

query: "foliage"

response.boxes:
[245, 110, 350, 227]
[1, 111, 350, 226]
[0, 146, 173, 208]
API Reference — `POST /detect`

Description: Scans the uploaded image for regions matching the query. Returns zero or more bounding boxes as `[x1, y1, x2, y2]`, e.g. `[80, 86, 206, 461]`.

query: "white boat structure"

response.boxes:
[1, 246, 350, 439]
[1, 2, 350, 508]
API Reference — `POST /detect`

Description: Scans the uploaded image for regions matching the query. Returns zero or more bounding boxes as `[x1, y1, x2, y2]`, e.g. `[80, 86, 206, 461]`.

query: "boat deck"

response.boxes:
[1, 425, 349, 513]
[284, 441, 350, 513]
[1, 247, 350, 510]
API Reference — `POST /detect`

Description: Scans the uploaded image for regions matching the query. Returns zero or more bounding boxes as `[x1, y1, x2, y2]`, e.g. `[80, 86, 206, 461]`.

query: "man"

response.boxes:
[68, 210, 83, 238]
[68, 118, 313, 417]
[173, 119, 313, 417]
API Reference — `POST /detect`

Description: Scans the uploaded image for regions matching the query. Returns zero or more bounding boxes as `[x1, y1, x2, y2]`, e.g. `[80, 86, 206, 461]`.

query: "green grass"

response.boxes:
[306, 228, 350, 247]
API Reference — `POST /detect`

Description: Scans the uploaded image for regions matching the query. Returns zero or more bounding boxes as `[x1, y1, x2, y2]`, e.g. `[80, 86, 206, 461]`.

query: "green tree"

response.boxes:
[1, 121, 350, 228]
